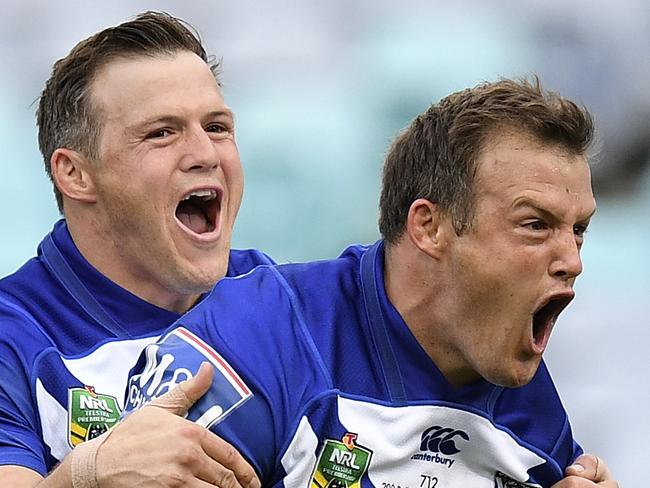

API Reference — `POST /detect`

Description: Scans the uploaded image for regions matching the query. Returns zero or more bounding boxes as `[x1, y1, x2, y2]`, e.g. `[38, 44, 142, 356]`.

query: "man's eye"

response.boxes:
[573, 224, 588, 237]
[206, 123, 227, 133]
[147, 129, 172, 139]
[524, 220, 547, 231]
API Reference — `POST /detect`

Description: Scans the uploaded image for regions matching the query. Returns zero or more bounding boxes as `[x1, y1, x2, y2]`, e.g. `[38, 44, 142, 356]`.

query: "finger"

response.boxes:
[148, 362, 214, 416]
[565, 454, 614, 482]
[188, 478, 238, 488]
[200, 432, 261, 488]
[195, 461, 243, 488]
[552, 475, 618, 488]
[177, 445, 250, 488]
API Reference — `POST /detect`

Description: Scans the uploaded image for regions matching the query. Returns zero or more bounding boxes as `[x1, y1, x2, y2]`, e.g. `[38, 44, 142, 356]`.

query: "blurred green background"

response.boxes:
[1, 1, 648, 485]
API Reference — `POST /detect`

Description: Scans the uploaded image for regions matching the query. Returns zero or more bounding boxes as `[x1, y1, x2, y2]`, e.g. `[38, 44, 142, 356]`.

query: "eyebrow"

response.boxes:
[512, 197, 597, 222]
[206, 109, 235, 120]
[134, 109, 234, 128]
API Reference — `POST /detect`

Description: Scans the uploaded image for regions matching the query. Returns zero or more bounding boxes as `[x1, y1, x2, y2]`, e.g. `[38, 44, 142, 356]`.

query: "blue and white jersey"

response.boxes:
[125, 241, 581, 488]
[0, 219, 274, 476]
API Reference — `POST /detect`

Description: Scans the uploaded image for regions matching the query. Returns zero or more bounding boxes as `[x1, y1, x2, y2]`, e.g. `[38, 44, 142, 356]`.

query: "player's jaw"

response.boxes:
[463, 286, 573, 389]
[493, 289, 575, 387]
[164, 179, 234, 283]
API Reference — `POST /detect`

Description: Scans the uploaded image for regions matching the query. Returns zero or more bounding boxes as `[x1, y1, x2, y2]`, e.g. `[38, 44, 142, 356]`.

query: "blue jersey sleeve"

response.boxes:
[124, 266, 329, 483]
[0, 301, 48, 475]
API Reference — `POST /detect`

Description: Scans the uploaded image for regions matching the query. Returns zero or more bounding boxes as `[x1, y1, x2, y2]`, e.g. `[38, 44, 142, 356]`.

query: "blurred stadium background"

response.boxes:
[1, 1, 647, 485]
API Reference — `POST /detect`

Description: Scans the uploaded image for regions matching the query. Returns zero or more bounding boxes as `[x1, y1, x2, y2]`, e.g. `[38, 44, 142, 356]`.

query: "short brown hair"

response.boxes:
[37, 11, 220, 212]
[378, 77, 594, 244]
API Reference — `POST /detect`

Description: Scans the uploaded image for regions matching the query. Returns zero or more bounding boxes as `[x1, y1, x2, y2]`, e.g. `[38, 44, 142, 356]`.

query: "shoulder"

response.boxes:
[227, 248, 276, 277]
[202, 243, 368, 320]
[183, 265, 301, 357]
[273, 243, 369, 291]
[169, 247, 371, 382]
[0, 252, 84, 355]
[0, 259, 54, 351]
[177, 243, 372, 386]
[0, 253, 44, 299]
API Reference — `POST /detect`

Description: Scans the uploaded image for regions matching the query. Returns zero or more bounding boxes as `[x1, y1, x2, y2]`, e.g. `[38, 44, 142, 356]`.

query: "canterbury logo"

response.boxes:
[419, 426, 470, 455]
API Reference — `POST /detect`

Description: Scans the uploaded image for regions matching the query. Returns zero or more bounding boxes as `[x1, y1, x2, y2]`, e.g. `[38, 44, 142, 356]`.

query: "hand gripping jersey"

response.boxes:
[0, 219, 274, 475]
[125, 241, 581, 488]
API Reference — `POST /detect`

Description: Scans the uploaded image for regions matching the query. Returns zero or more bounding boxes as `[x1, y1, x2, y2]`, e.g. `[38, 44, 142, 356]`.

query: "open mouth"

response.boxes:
[531, 293, 574, 351]
[175, 189, 221, 235]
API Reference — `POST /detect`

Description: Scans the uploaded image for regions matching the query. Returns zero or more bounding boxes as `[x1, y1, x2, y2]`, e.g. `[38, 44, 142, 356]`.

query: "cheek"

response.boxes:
[456, 251, 513, 307]
[453, 260, 528, 357]
[220, 143, 243, 174]
[223, 162, 244, 206]
[482, 244, 544, 288]
[516, 247, 551, 287]
[98, 175, 165, 234]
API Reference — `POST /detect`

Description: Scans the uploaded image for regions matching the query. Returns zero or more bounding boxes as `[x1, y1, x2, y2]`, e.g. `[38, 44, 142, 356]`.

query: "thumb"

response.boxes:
[147, 362, 214, 416]
[566, 454, 613, 482]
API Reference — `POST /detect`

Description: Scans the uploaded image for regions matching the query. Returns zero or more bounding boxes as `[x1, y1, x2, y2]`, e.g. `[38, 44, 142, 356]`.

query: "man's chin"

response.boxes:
[174, 262, 228, 295]
[192, 269, 227, 292]
[485, 360, 541, 388]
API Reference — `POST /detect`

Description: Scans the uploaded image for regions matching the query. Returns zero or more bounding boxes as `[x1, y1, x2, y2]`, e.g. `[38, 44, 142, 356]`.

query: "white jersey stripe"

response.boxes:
[35, 379, 71, 461]
[281, 416, 319, 488]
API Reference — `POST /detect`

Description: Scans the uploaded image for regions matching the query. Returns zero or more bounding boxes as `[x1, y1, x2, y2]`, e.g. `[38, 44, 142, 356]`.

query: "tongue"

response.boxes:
[176, 201, 210, 234]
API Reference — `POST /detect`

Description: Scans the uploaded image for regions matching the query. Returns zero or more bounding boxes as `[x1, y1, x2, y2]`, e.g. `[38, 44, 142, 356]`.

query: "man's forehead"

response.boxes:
[475, 131, 591, 178]
[89, 51, 226, 122]
[92, 50, 209, 76]
[473, 133, 595, 208]
[92, 51, 217, 91]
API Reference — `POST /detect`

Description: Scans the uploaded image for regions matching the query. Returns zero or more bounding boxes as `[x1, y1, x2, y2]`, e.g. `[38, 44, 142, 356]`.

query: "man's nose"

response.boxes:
[548, 228, 583, 281]
[179, 126, 220, 172]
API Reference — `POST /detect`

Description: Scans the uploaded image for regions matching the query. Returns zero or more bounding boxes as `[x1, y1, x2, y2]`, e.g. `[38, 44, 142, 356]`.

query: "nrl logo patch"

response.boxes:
[68, 386, 121, 447]
[310, 433, 372, 488]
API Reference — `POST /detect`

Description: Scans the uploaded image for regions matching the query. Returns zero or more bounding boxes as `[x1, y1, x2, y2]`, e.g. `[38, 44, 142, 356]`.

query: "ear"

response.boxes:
[405, 198, 452, 259]
[51, 148, 98, 204]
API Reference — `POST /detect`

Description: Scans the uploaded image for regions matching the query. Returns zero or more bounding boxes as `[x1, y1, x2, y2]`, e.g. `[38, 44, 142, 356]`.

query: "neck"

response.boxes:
[65, 214, 199, 314]
[384, 240, 479, 387]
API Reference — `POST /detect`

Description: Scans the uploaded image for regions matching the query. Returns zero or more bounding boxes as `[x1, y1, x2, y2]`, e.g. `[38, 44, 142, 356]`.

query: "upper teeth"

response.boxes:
[182, 189, 217, 201]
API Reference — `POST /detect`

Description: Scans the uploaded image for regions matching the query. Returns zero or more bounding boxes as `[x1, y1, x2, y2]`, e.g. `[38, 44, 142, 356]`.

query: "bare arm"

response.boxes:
[0, 364, 260, 488]
[0, 465, 43, 487]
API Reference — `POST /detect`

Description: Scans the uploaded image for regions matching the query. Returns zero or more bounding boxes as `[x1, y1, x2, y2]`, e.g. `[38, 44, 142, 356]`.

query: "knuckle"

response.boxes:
[239, 467, 256, 485]
[556, 477, 580, 488]
[178, 423, 202, 441]
[176, 445, 201, 466]
[581, 453, 598, 467]
[164, 470, 189, 488]
[217, 469, 238, 488]
[222, 443, 240, 465]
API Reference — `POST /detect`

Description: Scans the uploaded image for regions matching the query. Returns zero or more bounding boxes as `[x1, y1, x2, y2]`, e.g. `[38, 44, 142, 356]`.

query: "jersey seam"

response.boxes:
[550, 415, 571, 458]
[486, 386, 505, 418]
[269, 266, 334, 390]
[359, 243, 407, 402]
[359, 272, 395, 400]
[276, 388, 342, 464]
[0, 295, 56, 346]
[39, 237, 132, 339]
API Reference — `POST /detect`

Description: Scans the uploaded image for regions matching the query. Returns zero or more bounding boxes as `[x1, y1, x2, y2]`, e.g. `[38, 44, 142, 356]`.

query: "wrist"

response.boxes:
[71, 435, 102, 488]
[70, 426, 116, 488]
